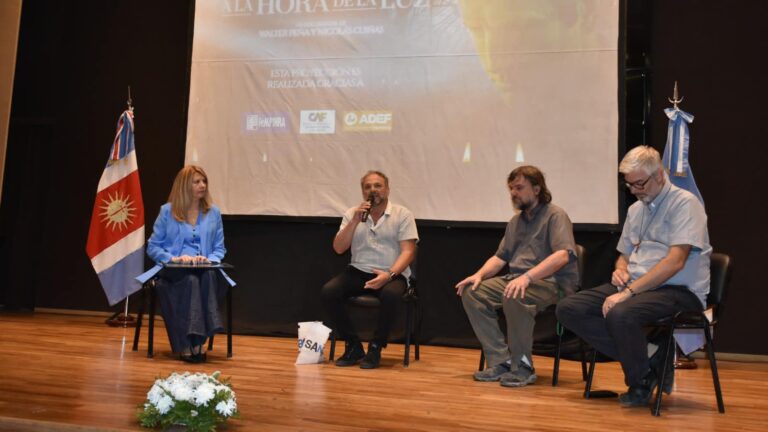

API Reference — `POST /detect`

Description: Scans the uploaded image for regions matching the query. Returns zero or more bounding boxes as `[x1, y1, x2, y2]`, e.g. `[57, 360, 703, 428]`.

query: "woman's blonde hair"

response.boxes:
[168, 165, 212, 221]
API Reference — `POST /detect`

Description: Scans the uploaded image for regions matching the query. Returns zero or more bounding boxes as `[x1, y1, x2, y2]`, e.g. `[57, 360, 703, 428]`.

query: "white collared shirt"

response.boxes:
[340, 201, 419, 279]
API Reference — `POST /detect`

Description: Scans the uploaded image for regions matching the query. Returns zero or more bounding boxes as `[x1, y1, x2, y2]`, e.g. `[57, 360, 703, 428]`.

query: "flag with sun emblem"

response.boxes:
[86, 109, 145, 305]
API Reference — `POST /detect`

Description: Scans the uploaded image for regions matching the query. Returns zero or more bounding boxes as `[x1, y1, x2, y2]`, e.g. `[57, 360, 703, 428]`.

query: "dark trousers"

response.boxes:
[320, 265, 407, 346]
[556, 283, 702, 387]
[156, 268, 226, 353]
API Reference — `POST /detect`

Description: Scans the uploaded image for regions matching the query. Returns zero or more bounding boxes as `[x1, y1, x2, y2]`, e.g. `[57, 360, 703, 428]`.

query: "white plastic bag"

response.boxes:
[296, 321, 332, 365]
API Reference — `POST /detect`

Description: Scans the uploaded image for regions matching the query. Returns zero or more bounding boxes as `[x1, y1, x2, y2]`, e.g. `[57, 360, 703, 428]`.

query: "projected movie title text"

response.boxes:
[222, 0, 456, 16]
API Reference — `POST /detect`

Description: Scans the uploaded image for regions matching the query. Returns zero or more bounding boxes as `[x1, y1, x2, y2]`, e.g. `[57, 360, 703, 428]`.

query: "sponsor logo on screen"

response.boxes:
[300, 110, 336, 134]
[342, 110, 393, 132]
[244, 113, 289, 133]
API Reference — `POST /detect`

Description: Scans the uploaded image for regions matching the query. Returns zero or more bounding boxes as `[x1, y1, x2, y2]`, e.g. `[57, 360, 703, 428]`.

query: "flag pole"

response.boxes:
[665, 81, 700, 370]
[105, 86, 139, 328]
[127, 85, 134, 112]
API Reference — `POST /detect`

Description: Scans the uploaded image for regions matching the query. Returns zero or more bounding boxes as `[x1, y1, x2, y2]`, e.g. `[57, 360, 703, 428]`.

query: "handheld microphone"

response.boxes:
[361, 193, 374, 222]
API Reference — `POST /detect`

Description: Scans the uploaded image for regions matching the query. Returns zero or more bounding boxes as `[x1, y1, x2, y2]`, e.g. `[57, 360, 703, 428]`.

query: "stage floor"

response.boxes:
[0, 312, 766, 431]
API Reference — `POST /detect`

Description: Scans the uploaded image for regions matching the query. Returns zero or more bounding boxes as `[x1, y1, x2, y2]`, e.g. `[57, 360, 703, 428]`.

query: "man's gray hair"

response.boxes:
[619, 145, 663, 175]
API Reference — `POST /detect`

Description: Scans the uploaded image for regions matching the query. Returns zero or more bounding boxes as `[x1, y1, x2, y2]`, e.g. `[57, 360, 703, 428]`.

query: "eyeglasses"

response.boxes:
[624, 175, 652, 190]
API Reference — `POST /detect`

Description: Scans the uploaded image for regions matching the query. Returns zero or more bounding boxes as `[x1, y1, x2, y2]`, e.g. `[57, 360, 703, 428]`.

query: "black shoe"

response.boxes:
[180, 346, 207, 363]
[335, 341, 365, 367]
[360, 342, 382, 369]
[180, 353, 204, 364]
[619, 371, 658, 407]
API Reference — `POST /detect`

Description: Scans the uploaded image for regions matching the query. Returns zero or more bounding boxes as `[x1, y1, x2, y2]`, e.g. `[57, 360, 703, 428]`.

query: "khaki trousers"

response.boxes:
[462, 276, 559, 370]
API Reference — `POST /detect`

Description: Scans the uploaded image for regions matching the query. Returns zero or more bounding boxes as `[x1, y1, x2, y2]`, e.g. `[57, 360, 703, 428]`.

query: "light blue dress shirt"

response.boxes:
[136, 203, 235, 286]
[617, 180, 710, 306]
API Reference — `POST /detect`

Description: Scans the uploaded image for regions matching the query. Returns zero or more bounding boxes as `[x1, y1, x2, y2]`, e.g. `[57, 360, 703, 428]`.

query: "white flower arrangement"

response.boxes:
[137, 371, 238, 432]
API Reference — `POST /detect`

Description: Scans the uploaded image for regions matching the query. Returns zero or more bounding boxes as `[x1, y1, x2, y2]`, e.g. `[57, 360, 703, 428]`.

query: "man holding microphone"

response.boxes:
[320, 170, 418, 369]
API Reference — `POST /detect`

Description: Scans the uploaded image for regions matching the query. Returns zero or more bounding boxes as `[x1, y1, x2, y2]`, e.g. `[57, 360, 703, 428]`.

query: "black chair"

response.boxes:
[327, 257, 420, 367]
[584, 252, 731, 416]
[132, 275, 234, 358]
[478, 244, 587, 386]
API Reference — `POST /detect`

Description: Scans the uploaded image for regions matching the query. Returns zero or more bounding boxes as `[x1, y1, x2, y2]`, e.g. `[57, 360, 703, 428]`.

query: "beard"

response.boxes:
[634, 192, 653, 204]
[513, 198, 531, 212]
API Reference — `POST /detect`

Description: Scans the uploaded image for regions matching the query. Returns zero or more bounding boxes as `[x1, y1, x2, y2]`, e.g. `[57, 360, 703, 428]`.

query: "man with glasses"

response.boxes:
[557, 145, 711, 408]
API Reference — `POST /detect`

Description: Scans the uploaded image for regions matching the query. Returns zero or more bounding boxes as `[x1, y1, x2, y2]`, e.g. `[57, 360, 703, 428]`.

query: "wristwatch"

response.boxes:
[388, 271, 397, 280]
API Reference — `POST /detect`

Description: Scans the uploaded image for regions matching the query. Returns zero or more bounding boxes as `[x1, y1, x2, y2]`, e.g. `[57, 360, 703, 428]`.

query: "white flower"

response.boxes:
[168, 380, 194, 402]
[215, 398, 237, 417]
[156, 395, 175, 415]
[186, 374, 205, 389]
[140, 371, 237, 426]
[193, 382, 216, 406]
[147, 384, 165, 406]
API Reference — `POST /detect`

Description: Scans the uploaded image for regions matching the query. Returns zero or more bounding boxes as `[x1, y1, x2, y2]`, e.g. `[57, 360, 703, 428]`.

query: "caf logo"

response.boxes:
[308, 111, 327, 122]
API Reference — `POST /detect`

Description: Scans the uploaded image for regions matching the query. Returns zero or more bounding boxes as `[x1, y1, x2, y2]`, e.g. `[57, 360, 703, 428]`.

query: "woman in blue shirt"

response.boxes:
[138, 165, 234, 363]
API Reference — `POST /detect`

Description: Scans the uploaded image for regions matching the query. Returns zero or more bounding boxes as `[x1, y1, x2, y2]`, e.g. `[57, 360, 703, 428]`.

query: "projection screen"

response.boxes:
[186, 0, 619, 223]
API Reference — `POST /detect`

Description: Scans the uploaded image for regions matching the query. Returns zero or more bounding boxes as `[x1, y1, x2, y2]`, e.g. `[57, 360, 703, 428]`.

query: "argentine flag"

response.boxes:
[662, 107, 704, 206]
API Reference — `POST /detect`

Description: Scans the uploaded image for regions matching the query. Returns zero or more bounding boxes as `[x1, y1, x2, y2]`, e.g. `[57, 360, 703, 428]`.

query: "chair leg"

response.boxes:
[704, 325, 726, 413]
[208, 335, 215, 351]
[414, 302, 420, 361]
[227, 284, 233, 358]
[580, 340, 588, 381]
[584, 350, 597, 398]
[552, 324, 563, 387]
[403, 302, 413, 367]
[478, 351, 486, 371]
[328, 331, 336, 362]
[653, 327, 676, 416]
[147, 282, 156, 358]
[132, 286, 146, 352]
